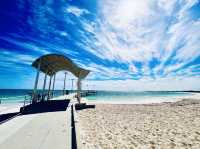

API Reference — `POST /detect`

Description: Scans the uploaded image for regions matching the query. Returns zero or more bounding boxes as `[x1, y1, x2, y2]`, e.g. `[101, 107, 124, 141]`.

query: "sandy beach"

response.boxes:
[76, 98, 200, 149]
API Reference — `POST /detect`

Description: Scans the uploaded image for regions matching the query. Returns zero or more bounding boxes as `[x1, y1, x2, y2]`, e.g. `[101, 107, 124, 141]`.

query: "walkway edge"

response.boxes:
[73, 104, 82, 149]
[66, 103, 72, 149]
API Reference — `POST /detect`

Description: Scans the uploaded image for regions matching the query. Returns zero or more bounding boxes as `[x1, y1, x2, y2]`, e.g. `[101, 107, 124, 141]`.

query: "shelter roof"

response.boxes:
[32, 54, 90, 79]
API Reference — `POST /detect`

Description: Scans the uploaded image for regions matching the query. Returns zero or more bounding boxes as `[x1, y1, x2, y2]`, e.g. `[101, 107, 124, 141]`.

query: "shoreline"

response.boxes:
[82, 93, 200, 105]
[1, 93, 199, 115]
[0, 103, 23, 115]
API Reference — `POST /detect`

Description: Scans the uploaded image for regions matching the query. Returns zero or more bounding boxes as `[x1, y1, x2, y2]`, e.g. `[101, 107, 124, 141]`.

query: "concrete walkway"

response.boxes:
[0, 96, 73, 149]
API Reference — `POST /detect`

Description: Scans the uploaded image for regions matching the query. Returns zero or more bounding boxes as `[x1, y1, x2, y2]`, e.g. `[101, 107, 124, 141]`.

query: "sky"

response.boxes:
[0, 0, 200, 91]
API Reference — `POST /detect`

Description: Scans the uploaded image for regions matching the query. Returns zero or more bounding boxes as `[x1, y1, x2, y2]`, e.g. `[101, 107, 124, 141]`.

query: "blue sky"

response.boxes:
[0, 0, 200, 91]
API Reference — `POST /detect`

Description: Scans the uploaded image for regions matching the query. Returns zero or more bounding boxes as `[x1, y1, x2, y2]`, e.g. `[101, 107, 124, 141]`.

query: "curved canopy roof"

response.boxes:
[32, 54, 90, 79]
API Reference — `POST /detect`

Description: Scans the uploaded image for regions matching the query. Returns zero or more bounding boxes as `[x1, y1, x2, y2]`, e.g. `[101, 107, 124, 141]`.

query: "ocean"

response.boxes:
[0, 89, 64, 104]
[86, 91, 194, 104]
[0, 89, 194, 105]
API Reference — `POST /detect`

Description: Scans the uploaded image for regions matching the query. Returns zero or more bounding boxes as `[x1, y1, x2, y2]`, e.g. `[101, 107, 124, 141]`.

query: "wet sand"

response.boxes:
[76, 99, 200, 149]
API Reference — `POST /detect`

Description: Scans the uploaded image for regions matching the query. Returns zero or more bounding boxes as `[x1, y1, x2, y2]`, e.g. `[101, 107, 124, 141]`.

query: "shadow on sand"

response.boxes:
[0, 99, 70, 124]
[0, 112, 20, 124]
[21, 99, 70, 115]
[75, 103, 95, 110]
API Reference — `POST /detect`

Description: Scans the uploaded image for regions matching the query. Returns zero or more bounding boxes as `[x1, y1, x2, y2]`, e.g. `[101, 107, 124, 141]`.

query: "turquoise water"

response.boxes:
[87, 91, 193, 104]
[0, 89, 64, 104]
[0, 90, 194, 105]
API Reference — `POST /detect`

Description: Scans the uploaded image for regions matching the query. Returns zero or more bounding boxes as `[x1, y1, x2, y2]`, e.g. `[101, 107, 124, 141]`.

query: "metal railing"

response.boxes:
[22, 95, 32, 110]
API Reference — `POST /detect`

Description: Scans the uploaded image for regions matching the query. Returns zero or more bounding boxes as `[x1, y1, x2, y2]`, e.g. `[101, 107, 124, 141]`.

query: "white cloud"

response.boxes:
[99, 0, 153, 29]
[129, 65, 138, 74]
[66, 6, 89, 17]
[0, 49, 36, 65]
[0, 37, 49, 55]
[59, 31, 68, 37]
[85, 76, 200, 91]
[158, 0, 178, 15]
[77, 0, 200, 78]
[84, 63, 133, 80]
[2, 0, 199, 91]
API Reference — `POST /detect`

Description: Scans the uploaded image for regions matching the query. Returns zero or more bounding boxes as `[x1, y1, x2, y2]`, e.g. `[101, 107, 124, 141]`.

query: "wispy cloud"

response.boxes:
[66, 6, 89, 17]
[85, 76, 200, 91]
[0, 50, 35, 65]
[76, 0, 200, 80]
[0, 0, 199, 90]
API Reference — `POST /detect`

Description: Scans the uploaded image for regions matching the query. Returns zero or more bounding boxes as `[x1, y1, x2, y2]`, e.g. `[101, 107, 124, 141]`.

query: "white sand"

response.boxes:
[76, 97, 200, 148]
[0, 103, 22, 115]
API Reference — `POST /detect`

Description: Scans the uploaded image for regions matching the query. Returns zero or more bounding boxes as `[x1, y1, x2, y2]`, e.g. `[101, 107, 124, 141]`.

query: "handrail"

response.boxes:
[22, 95, 32, 111]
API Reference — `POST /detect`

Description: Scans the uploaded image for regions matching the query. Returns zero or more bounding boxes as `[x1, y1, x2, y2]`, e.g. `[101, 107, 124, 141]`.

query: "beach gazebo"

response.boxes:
[31, 54, 90, 103]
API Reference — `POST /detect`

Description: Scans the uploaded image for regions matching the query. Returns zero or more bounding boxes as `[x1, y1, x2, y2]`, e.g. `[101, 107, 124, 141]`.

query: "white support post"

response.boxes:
[42, 73, 47, 100]
[77, 78, 81, 103]
[42, 73, 47, 93]
[47, 76, 52, 100]
[33, 61, 41, 103]
[52, 74, 56, 97]
[63, 72, 67, 95]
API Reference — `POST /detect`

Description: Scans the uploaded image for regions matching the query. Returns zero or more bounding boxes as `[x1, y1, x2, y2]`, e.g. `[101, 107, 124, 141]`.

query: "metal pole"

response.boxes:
[33, 61, 41, 103]
[63, 72, 67, 95]
[52, 74, 56, 97]
[47, 76, 52, 100]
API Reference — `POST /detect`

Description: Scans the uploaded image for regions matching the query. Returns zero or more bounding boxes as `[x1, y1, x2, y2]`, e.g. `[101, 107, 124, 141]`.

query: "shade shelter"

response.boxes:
[31, 54, 90, 103]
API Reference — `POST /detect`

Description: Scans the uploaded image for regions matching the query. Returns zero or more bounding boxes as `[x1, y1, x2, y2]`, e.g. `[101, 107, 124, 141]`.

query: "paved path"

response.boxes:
[0, 97, 72, 149]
